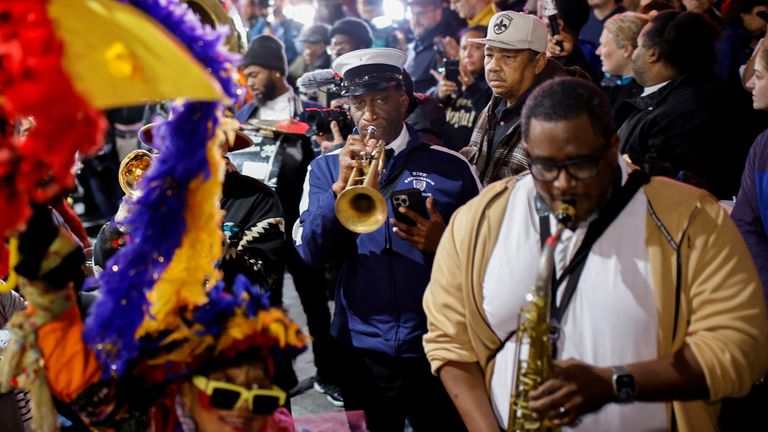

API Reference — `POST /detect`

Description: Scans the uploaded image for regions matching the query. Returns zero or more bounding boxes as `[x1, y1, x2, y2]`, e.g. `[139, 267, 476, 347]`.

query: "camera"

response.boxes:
[438, 58, 461, 86]
[304, 108, 354, 139]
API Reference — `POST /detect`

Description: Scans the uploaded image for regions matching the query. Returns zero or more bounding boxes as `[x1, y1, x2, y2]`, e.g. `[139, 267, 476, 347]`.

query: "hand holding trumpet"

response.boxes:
[332, 127, 382, 197]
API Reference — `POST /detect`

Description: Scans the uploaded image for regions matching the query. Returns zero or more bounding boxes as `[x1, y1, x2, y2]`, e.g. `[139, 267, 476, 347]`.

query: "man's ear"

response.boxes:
[610, 134, 620, 150]
[400, 89, 411, 119]
[647, 46, 660, 64]
[534, 52, 547, 74]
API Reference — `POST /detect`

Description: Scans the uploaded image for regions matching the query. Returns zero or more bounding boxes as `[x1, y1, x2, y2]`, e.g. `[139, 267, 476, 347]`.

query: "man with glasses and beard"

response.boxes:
[423, 78, 768, 432]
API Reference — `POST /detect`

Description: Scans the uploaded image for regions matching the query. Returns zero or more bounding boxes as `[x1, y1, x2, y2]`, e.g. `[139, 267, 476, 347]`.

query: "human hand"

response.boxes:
[391, 197, 446, 252]
[332, 130, 378, 197]
[430, 70, 459, 101]
[438, 36, 460, 59]
[315, 120, 345, 154]
[546, 32, 575, 58]
[458, 63, 475, 90]
[528, 359, 614, 427]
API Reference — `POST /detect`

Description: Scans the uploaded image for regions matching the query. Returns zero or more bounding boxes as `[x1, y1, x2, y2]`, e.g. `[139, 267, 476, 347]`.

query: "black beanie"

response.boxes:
[330, 17, 374, 49]
[241, 35, 288, 75]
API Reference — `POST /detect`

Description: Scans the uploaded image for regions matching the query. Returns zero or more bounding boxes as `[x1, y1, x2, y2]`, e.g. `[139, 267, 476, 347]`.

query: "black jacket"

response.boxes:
[617, 73, 750, 199]
[220, 169, 285, 287]
[602, 77, 643, 128]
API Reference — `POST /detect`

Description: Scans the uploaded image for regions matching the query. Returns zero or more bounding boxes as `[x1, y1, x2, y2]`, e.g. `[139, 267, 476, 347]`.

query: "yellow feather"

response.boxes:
[136, 132, 225, 337]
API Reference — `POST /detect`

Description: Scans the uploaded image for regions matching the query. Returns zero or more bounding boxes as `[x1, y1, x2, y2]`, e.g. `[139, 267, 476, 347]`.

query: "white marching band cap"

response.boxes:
[469, 11, 548, 53]
[331, 48, 408, 96]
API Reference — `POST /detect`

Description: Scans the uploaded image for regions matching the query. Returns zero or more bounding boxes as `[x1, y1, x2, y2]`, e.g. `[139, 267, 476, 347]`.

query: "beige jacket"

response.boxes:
[423, 175, 768, 432]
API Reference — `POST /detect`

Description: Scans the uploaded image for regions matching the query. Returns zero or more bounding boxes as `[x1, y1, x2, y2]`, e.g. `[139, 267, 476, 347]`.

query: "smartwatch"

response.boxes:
[611, 366, 636, 403]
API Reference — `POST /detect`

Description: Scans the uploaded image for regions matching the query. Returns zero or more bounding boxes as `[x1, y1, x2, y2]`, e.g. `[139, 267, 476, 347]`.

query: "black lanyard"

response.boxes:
[490, 171, 649, 361]
[538, 170, 649, 327]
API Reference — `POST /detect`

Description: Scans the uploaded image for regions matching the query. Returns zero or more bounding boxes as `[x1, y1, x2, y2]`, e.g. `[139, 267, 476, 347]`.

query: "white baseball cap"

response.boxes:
[469, 12, 548, 53]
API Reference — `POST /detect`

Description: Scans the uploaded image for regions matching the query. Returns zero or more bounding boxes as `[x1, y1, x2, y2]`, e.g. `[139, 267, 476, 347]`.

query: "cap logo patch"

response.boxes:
[494, 14, 513, 35]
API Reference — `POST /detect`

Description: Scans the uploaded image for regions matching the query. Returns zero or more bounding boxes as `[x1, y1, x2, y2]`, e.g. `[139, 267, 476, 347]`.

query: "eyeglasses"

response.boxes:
[192, 375, 286, 414]
[529, 146, 611, 182]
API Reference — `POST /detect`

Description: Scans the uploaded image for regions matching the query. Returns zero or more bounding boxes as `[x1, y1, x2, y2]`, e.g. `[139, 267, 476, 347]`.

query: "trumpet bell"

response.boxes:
[336, 186, 388, 234]
[119, 149, 153, 196]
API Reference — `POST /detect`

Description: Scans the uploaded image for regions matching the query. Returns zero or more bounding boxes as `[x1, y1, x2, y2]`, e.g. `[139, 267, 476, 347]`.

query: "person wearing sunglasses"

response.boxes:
[183, 363, 292, 432]
[2, 203, 305, 432]
[423, 78, 768, 431]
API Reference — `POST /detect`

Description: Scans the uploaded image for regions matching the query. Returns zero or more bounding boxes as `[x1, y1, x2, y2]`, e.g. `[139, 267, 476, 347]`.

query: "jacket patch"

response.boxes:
[405, 172, 434, 192]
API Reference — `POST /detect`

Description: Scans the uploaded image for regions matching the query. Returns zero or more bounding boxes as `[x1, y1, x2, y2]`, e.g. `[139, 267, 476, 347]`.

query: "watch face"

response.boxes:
[615, 373, 636, 402]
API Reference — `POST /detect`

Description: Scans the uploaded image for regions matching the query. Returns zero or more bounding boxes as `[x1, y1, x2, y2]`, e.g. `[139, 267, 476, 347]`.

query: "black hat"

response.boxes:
[298, 24, 331, 45]
[332, 48, 407, 96]
[241, 35, 288, 75]
[330, 17, 374, 49]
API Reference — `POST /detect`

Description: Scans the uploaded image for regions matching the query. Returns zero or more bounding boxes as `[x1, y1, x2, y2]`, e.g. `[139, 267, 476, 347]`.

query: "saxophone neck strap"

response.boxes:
[539, 170, 650, 327]
[489, 171, 648, 361]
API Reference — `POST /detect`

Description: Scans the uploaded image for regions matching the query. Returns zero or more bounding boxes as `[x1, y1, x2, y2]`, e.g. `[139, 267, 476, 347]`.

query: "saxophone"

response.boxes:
[508, 203, 575, 432]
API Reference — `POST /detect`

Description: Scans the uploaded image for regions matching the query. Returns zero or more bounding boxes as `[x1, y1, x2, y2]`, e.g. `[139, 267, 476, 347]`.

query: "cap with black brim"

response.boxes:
[139, 122, 253, 152]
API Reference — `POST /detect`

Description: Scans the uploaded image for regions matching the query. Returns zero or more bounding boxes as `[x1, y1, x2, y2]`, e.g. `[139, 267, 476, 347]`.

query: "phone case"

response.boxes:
[390, 188, 428, 226]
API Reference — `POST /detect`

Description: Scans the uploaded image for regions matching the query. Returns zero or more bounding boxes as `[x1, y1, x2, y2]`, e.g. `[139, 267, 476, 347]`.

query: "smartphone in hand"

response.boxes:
[390, 188, 428, 226]
[440, 58, 461, 86]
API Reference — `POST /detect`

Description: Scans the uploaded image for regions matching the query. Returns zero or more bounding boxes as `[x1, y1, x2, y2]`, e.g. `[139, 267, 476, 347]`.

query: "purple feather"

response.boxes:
[83, 0, 237, 377]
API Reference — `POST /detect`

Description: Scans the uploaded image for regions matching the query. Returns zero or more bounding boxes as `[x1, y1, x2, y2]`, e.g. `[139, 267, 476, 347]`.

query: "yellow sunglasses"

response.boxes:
[192, 375, 286, 414]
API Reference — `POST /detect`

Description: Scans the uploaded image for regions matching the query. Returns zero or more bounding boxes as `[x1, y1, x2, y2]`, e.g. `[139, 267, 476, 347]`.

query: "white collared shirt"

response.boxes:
[641, 80, 671, 97]
[256, 90, 293, 120]
[385, 124, 409, 157]
[483, 159, 666, 432]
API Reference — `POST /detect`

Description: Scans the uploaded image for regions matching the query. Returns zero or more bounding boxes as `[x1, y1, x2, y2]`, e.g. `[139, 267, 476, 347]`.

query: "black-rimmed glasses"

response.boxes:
[529, 146, 611, 182]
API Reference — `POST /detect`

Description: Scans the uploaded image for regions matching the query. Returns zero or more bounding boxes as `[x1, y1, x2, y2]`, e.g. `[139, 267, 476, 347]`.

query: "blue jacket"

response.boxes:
[294, 124, 480, 356]
[732, 130, 768, 301]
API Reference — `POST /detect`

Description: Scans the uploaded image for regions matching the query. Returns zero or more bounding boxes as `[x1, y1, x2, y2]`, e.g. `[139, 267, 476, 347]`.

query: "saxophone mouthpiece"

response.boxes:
[555, 203, 576, 226]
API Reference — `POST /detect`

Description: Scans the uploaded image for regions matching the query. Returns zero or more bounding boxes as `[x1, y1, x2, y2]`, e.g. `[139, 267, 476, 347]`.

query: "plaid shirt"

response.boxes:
[462, 95, 529, 186]
[461, 59, 587, 186]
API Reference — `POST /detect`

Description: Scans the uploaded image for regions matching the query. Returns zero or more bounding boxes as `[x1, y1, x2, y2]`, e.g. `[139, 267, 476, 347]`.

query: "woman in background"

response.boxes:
[595, 12, 648, 124]
[431, 26, 493, 152]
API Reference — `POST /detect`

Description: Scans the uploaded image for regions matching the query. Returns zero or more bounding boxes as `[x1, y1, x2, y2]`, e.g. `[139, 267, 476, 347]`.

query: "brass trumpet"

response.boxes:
[118, 149, 153, 197]
[335, 127, 388, 234]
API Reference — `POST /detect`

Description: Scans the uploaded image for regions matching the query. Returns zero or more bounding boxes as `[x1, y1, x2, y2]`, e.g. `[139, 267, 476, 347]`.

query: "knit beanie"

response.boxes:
[330, 17, 374, 49]
[241, 35, 288, 75]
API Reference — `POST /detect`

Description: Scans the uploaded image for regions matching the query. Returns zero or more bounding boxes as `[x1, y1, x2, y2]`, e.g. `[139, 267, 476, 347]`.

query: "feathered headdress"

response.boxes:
[0, 1, 306, 430]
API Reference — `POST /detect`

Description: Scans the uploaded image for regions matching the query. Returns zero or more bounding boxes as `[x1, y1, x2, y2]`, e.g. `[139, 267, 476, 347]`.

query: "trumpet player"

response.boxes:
[293, 48, 480, 431]
[423, 78, 768, 432]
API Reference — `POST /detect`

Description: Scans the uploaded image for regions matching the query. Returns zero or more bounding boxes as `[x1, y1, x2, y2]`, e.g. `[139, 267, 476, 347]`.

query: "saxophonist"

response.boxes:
[423, 78, 768, 432]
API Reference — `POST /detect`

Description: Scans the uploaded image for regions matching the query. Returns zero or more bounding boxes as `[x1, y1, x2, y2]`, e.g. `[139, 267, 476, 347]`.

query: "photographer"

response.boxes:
[430, 26, 492, 151]
[405, 0, 460, 92]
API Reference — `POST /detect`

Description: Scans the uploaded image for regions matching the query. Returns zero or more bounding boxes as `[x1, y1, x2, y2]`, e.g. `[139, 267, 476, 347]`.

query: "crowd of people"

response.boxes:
[2, 0, 768, 431]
